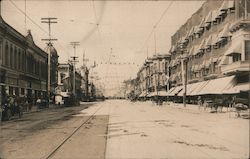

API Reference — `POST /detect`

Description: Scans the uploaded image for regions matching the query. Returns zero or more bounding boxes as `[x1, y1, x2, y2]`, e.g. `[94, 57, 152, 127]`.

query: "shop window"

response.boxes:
[21, 88, 25, 95]
[232, 54, 241, 62]
[245, 40, 250, 60]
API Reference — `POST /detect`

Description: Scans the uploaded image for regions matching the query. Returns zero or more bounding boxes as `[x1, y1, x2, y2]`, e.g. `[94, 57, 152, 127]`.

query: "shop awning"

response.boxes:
[178, 83, 198, 97]
[169, 86, 183, 96]
[198, 75, 236, 95]
[225, 41, 242, 56]
[166, 87, 176, 96]
[139, 91, 147, 97]
[222, 83, 249, 94]
[158, 90, 168, 97]
[186, 83, 196, 96]
[189, 81, 210, 96]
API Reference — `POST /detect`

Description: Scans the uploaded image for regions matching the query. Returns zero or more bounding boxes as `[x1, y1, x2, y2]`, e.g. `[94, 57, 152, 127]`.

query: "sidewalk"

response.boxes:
[23, 104, 58, 114]
[161, 101, 249, 119]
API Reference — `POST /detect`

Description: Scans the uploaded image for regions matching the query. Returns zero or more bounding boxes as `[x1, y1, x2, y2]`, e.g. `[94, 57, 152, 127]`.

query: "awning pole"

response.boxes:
[181, 58, 186, 107]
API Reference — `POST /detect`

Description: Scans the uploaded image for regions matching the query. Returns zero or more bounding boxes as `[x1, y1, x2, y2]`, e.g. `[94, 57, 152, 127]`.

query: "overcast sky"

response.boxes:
[2, 0, 204, 96]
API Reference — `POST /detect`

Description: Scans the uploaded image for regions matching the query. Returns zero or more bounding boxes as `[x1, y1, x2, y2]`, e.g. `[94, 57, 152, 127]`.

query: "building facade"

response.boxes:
[57, 63, 82, 101]
[0, 16, 58, 104]
[167, 0, 249, 102]
[134, 53, 171, 99]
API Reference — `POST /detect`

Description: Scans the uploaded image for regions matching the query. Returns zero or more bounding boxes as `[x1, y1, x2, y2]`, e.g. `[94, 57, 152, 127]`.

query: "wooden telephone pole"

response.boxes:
[41, 17, 57, 106]
[70, 42, 80, 96]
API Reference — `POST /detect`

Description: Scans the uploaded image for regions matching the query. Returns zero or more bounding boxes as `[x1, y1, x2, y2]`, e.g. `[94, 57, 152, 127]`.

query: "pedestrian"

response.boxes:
[198, 96, 203, 110]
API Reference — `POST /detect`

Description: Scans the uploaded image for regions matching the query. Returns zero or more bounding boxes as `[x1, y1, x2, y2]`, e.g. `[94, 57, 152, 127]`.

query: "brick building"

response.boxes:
[166, 0, 249, 103]
[0, 15, 58, 103]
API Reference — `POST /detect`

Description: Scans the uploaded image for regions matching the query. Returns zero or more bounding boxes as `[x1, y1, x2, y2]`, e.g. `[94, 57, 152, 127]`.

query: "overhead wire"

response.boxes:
[8, 0, 70, 56]
[139, 1, 174, 56]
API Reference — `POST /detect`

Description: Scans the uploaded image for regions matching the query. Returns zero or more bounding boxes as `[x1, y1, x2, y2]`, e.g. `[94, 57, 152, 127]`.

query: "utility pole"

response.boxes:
[41, 17, 57, 107]
[245, 0, 248, 19]
[70, 42, 80, 96]
[154, 30, 157, 55]
[180, 53, 187, 107]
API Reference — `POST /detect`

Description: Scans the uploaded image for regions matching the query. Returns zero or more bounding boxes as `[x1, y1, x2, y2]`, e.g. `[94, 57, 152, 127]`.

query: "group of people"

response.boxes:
[1, 95, 32, 112]
[197, 95, 237, 111]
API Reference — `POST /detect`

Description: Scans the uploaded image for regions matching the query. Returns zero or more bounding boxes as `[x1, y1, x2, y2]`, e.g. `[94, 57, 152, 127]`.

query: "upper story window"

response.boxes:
[5, 42, 8, 66]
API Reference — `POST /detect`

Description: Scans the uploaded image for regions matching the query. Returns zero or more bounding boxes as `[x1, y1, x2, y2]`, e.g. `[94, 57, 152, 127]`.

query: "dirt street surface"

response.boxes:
[0, 100, 249, 159]
[0, 102, 108, 159]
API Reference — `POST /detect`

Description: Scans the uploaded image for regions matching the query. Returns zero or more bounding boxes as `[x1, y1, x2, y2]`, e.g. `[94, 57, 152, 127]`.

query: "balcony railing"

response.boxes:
[221, 60, 250, 75]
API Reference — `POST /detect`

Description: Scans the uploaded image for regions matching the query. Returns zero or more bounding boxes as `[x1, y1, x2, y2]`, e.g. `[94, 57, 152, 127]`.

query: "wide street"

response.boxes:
[0, 100, 248, 159]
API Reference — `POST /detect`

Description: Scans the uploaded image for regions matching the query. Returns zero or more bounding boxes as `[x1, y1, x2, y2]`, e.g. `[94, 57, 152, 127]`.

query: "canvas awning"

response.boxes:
[139, 91, 147, 97]
[225, 41, 242, 56]
[170, 45, 176, 53]
[169, 86, 183, 96]
[158, 90, 168, 97]
[222, 83, 249, 94]
[205, 11, 213, 24]
[188, 27, 195, 37]
[189, 80, 209, 96]
[197, 76, 236, 95]
[186, 83, 197, 96]
[166, 87, 176, 96]
[212, 10, 221, 22]
[178, 83, 198, 97]
[219, 0, 235, 12]
[199, 17, 205, 28]
[216, 24, 231, 43]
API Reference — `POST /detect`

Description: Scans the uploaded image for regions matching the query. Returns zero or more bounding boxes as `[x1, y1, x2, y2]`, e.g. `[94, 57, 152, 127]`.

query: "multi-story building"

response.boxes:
[167, 0, 249, 101]
[0, 15, 58, 104]
[137, 53, 171, 98]
[57, 63, 82, 100]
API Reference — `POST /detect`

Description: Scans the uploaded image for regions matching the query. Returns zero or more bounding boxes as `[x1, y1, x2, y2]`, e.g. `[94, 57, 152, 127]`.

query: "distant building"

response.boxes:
[57, 63, 82, 101]
[167, 0, 249, 102]
[133, 54, 171, 99]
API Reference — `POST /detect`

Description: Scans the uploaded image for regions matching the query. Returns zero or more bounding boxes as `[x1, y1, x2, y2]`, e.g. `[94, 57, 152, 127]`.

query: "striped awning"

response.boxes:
[225, 41, 242, 56]
[222, 82, 249, 94]
[166, 87, 176, 96]
[198, 76, 236, 95]
[205, 11, 213, 24]
[190, 80, 210, 96]
[219, 0, 235, 12]
[216, 24, 231, 43]
[168, 86, 183, 96]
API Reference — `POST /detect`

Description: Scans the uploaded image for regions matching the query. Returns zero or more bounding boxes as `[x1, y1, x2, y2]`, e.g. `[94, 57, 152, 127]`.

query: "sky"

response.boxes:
[1, 0, 204, 96]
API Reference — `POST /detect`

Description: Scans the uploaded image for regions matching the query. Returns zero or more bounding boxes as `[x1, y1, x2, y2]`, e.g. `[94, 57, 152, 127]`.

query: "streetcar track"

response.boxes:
[41, 104, 104, 159]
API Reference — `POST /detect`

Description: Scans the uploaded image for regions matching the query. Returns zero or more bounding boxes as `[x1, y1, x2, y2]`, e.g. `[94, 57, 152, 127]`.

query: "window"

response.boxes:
[245, 40, 250, 60]
[10, 45, 13, 68]
[18, 49, 21, 70]
[14, 47, 17, 69]
[5, 42, 8, 66]
[232, 54, 241, 62]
